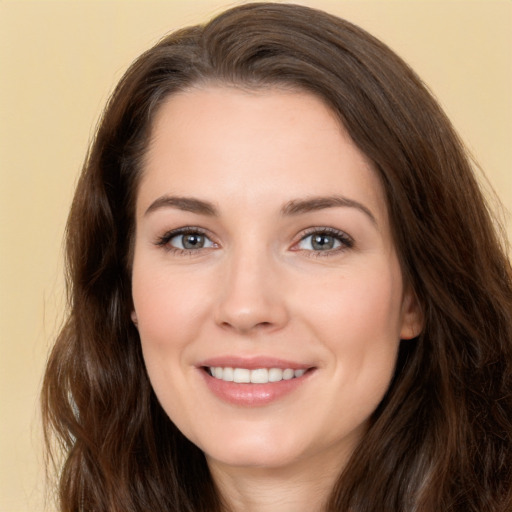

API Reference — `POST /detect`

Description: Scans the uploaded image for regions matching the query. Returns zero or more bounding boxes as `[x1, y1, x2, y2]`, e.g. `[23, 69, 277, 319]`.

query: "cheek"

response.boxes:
[131, 264, 208, 419]
[132, 261, 211, 347]
[296, 263, 404, 399]
[298, 265, 404, 342]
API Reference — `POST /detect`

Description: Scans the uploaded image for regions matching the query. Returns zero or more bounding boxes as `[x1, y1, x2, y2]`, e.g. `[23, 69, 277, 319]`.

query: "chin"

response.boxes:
[207, 448, 302, 470]
[197, 430, 306, 469]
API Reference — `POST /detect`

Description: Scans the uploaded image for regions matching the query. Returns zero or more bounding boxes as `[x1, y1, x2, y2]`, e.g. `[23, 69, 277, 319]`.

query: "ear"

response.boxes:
[399, 286, 423, 340]
[131, 310, 138, 327]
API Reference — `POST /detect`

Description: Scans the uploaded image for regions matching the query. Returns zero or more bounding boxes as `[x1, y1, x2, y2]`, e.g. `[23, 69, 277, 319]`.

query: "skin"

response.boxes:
[131, 86, 422, 511]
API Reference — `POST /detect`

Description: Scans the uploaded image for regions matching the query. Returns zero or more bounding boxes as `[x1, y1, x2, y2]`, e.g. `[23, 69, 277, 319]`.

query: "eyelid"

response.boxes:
[291, 226, 354, 253]
[154, 226, 218, 252]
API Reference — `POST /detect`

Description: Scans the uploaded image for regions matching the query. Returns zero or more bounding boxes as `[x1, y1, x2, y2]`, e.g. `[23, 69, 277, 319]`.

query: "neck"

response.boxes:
[207, 449, 348, 512]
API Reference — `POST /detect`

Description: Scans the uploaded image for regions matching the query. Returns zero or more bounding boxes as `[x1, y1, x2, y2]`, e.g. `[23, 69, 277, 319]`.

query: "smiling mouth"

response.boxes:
[205, 366, 309, 383]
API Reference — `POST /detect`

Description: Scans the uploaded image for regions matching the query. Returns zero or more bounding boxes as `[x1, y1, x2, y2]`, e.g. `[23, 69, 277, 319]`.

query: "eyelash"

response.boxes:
[293, 227, 354, 257]
[154, 226, 354, 256]
[155, 227, 216, 255]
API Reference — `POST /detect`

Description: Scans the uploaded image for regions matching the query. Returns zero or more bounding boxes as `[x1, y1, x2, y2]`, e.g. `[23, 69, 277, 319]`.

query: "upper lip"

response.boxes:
[197, 356, 313, 370]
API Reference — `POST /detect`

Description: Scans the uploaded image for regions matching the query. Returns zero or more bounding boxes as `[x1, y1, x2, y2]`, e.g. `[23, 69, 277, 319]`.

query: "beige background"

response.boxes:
[1, 1, 510, 510]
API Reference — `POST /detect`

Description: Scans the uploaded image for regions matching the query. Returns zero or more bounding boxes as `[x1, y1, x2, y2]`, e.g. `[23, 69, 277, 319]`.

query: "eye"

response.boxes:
[295, 228, 353, 253]
[156, 228, 216, 252]
[170, 232, 214, 250]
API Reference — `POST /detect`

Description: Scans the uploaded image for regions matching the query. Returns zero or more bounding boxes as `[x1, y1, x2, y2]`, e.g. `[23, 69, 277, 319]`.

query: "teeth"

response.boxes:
[283, 368, 294, 380]
[233, 368, 250, 383]
[222, 367, 234, 381]
[250, 368, 268, 383]
[208, 367, 307, 383]
[269, 368, 283, 382]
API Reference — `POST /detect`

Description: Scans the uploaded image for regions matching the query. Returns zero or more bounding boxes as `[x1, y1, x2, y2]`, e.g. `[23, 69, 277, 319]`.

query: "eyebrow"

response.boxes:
[144, 194, 376, 225]
[281, 195, 377, 225]
[145, 196, 218, 217]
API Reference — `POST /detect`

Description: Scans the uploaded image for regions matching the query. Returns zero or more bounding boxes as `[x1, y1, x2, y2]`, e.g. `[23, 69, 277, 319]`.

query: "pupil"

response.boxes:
[183, 234, 204, 249]
[312, 234, 334, 250]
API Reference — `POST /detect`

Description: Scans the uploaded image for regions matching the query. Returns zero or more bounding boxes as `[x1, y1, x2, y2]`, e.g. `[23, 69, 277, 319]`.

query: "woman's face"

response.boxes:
[131, 86, 421, 474]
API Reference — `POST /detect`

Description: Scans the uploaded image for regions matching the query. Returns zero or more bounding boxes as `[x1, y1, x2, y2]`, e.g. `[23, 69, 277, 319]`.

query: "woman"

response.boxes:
[41, 3, 512, 511]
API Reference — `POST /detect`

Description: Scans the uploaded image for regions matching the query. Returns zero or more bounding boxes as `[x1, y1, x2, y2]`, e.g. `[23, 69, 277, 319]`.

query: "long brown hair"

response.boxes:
[42, 3, 512, 511]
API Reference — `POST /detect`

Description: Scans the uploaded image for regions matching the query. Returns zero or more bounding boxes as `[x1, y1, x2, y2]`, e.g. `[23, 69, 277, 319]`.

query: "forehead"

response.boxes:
[138, 86, 388, 223]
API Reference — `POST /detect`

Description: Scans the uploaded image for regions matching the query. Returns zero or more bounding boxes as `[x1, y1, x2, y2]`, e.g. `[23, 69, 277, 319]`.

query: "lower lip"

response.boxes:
[200, 369, 313, 407]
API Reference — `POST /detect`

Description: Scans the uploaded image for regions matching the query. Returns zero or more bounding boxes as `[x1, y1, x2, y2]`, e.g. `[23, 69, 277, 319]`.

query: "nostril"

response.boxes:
[218, 319, 274, 333]
[214, 297, 289, 334]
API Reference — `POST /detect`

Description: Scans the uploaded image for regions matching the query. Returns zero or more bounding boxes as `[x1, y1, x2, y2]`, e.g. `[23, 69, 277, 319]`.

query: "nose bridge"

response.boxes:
[215, 240, 287, 333]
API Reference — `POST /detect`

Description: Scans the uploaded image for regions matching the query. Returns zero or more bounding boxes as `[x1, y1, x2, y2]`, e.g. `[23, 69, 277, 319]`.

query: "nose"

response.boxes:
[214, 248, 289, 335]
